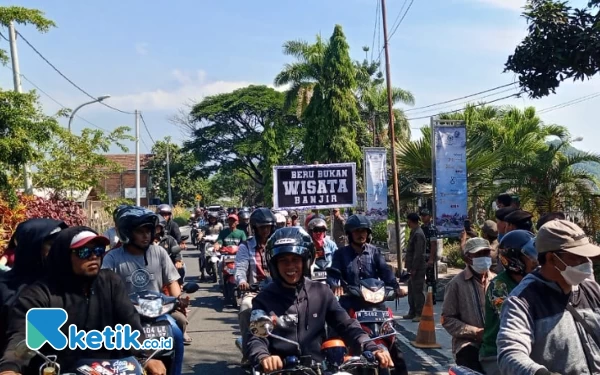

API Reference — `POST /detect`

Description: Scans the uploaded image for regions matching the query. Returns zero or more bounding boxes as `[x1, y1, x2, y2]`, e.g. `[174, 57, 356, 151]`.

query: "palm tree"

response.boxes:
[358, 82, 415, 146]
[273, 36, 328, 117]
[504, 140, 600, 215]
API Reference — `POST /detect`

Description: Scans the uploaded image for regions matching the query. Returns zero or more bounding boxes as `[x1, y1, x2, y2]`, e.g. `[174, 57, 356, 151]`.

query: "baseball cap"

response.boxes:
[420, 208, 431, 216]
[482, 220, 498, 237]
[227, 214, 239, 221]
[536, 219, 600, 257]
[70, 231, 110, 249]
[463, 237, 492, 255]
[289, 210, 299, 219]
[504, 210, 533, 225]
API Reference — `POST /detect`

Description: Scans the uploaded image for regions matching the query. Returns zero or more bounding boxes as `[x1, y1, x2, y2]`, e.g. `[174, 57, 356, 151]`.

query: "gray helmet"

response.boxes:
[156, 204, 172, 214]
[307, 218, 327, 233]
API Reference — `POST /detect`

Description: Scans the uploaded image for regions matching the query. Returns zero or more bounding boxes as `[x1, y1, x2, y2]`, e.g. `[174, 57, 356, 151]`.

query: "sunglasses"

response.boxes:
[72, 246, 106, 259]
[313, 228, 326, 233]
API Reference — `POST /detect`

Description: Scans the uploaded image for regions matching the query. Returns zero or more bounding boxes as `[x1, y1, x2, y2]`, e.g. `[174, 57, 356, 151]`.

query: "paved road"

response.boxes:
[179, 227, 456, 375]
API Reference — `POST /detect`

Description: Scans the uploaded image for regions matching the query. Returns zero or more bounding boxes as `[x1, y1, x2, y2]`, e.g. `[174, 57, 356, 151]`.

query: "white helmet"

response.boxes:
[274, 213, 286, 224]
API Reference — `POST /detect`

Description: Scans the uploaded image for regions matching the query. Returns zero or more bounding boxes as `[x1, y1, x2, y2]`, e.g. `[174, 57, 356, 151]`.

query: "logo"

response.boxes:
[26, 308, 172, 351]
[130, 269, 152, 288]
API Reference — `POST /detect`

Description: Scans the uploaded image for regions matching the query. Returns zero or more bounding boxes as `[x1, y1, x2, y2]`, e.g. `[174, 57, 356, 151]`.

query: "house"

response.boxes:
[92, 154, 154, 206]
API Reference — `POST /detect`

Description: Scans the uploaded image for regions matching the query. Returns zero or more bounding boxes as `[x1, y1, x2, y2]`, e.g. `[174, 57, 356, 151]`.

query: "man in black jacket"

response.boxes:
[0, 226, 165, 375]
[247, 227, 394, 373]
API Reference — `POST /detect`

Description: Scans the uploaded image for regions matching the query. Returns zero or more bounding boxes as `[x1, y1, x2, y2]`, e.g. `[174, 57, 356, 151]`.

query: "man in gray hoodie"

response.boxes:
[497, 219, 600, 375]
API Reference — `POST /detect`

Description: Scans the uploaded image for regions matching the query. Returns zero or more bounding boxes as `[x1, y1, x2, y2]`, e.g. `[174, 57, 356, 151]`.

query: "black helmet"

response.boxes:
[266, 227, 314, 285]
[156, 204, 172, 214]
[498, 230, 536, 275]
[116, 206, 160, 246]
[250, 208, 277, 239]
[208, 211, 219, 219]
[344, 214, 372, 244]
[113, 204, 129, 224]
[239, 210, 251, 220]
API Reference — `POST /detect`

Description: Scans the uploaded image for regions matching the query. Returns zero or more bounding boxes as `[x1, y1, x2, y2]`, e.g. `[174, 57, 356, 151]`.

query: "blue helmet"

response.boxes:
[499, 230, 537, 275]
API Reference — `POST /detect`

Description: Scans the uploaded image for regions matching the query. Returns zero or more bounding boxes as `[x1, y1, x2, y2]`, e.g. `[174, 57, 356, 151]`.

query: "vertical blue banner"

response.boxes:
[433, 124, 468, 237]
[364, 147, 388, 221]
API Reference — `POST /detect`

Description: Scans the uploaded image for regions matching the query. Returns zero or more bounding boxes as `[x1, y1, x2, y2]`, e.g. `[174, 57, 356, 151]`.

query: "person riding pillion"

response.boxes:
[154, 216, 184, 284]
[307, 217, 337, 269]
[197, 211, 223, 281]
[246, 227, 395, 373]
[156, 204, 182, 244]
[101, 206, 193, 345]
[235, 208, 277, 366]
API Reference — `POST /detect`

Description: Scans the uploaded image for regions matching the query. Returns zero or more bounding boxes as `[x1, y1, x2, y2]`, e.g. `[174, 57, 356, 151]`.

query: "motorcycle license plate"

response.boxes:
[356, 310, 388, 322]
[75, 357, 142, 375]
[142, 323, 172, 340]
[313, 271, 327, 279]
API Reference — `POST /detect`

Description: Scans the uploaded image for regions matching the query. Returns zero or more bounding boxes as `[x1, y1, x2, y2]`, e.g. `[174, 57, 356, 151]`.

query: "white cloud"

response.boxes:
[468, 0, 526, 11]
[106, 69, 267, 111]
[135, 42, 149, 56]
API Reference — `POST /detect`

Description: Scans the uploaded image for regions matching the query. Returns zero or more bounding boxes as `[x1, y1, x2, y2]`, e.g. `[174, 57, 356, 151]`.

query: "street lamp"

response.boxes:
[68, 95, 111, 133]
[67, 95, 110, 199]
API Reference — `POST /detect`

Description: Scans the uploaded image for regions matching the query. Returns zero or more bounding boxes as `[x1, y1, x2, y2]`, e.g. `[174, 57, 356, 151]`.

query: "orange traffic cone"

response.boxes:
[411, 286, 441, 349]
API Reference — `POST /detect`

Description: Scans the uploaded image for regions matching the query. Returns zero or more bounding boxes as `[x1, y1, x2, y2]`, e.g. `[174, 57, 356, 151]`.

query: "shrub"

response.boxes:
[444, 242, 465, 269]
[0, 193, 87, 249]
[372, 220, 388, 242]
[173, 216, 187, 227]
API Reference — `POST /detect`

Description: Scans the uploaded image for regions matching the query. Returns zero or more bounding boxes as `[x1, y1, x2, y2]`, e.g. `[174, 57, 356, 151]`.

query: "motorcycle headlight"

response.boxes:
[135, 298, 163, 318]
[360, 285, 385, 304]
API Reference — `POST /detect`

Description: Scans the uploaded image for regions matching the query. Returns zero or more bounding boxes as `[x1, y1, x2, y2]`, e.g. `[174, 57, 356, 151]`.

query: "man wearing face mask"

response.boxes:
[497, 220, 600, 375]
[479, 230, 539, 375]
[441, 237, 496, 372]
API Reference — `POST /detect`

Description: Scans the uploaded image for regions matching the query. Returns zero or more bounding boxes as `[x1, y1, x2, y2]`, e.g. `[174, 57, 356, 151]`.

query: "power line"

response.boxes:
[14, 30, 135, 115]
[139, 112, 157, 146]
[388, 0, 415, 41]
[370, 0, 380, 62]
[406, 92, 521, 121]
[538, 92, 600, 114]
[1, 64, 110, 132]
[404, 82, 518, 112]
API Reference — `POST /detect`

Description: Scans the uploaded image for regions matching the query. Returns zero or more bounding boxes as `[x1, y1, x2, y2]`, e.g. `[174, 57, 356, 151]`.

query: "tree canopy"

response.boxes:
[505, 0, 600, 98]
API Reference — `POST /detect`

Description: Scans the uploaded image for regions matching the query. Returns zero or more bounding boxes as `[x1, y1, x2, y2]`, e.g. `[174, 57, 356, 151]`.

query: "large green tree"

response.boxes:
[505, 0, 600, 98]
[185, 85, 303, 202]
[146, 137, 207, 206]
[0, 6, 55, 63]
[302, 25, 363, 167]
[34, 126, 133, 198]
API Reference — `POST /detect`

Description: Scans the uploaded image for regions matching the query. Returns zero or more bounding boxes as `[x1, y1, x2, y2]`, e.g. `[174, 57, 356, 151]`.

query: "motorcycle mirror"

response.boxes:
[182, 282, 200, 294]
[249, 309, 273, 338]
[181, 235, 190, 242]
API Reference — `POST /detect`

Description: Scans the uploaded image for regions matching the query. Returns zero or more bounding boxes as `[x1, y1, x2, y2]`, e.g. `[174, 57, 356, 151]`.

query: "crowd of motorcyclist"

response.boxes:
[2, 193, 599, 375]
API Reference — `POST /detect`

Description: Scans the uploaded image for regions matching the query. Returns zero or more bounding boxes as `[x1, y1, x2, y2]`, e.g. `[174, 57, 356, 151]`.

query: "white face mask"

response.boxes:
[471, 256, 492, 274]
[554, 254, 594, 286]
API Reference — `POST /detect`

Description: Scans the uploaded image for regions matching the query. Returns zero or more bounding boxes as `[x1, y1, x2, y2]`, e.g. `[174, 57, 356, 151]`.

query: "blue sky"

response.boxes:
[1, 0, 597, 154]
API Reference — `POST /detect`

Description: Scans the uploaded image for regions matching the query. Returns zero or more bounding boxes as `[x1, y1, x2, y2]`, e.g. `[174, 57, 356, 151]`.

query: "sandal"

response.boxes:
[183, 334, 193, 346]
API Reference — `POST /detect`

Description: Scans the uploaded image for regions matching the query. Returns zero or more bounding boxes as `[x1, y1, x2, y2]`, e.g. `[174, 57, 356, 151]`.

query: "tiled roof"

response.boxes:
[104, 154, 153, 170]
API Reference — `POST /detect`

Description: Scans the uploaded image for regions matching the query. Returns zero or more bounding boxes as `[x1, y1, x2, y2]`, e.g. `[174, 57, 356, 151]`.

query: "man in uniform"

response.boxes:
[420, 208, 439, 304]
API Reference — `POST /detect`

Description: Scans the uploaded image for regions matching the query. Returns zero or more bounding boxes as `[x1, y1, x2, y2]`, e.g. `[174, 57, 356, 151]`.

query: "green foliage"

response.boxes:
[371, 220, 388, 242]
[505, 1, 600, 98]
[34, 126, 133, 198]
[443, 241, 466, 269]
[0, 89, 60, 201]
[173, 216, 188, 227]
[147, 137, 207, 207]
[185, 85, 303, 195]
[303, 25, 363, 168]
[0, 6, 56, 64]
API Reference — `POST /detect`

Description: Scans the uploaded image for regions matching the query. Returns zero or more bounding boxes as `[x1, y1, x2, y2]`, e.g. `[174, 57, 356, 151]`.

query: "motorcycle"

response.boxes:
[190, 221, 200, 246]
[220, 245, 239, 307]
[130, 282, 199, 375]
[310, 257, 329, 283]
[201, 234, 220, 282]
[247, 309, 380, 375]
[234, 280, 271, 354]
[13, 339, 157, 375]
[326, 268, 401, 375]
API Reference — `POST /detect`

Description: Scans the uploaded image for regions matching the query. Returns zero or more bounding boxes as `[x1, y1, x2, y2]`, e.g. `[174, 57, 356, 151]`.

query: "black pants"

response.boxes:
[425, 261, 438, 304]
[455, 345, 484, 372]
[198, 244, 207, 276]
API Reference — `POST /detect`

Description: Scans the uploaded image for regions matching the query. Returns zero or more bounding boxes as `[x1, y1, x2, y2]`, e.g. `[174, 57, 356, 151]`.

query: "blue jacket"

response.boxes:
[327, 244, 398, 289]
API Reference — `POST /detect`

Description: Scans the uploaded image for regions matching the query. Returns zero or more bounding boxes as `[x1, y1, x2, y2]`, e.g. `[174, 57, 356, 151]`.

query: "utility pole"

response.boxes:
[8, 21, 33, 194]
[381, 0, 403, 273]
[166, 137, 173, 206]
[135, 110, 141, 206]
